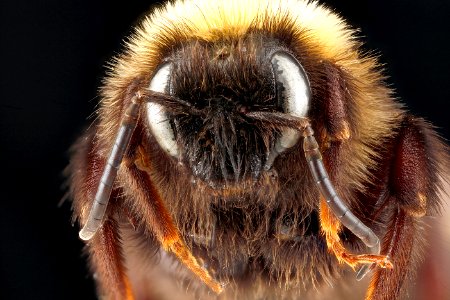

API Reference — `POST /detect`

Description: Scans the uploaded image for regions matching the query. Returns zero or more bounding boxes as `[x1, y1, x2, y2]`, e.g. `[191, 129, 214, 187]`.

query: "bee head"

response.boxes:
[146, 35, 311, 190]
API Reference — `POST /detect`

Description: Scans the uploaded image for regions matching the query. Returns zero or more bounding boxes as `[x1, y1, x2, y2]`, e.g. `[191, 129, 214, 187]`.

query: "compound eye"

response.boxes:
[146, 63, 179, 157]
[271, 52, 310, 118]
[271, 52, 311, 150]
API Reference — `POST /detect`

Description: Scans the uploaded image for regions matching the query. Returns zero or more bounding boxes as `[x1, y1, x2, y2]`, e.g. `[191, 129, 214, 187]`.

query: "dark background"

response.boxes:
[1, 1, 448, 299]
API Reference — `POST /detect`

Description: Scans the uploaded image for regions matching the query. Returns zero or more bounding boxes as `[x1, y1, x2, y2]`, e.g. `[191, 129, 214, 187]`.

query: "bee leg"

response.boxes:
[319, 198, 391, 270]
[68, 129, 135, 300]
[366, 116, 447, 300]
[365, 207, 419, 300]
[119, 145, 223, 294]
[88, 218, 135, 300]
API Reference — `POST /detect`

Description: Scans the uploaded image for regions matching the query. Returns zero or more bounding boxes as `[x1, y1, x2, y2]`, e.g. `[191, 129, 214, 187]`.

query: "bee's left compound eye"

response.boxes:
[146, 63, 179, 158]
[271, 52, 311, 119]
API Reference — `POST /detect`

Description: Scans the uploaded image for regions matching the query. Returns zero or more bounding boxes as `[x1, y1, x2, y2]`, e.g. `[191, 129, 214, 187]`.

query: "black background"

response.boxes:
[1, 1, 448, 299]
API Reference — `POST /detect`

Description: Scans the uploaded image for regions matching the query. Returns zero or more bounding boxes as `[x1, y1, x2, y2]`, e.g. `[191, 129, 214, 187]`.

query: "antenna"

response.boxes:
[79, 92, 143, 241]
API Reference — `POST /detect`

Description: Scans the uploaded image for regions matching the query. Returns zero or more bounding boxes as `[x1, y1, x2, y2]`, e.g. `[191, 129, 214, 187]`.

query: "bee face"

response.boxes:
[147, 35, 311, 190]
[69, 1, 449, 299]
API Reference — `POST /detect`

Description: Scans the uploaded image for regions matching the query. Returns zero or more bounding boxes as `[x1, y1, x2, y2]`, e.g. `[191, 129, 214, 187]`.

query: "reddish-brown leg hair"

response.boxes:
[366, 116, 446, 300]
[319, 199, 392, 270]
[119, 145, 222, 293]
[88, 218, 134, 300]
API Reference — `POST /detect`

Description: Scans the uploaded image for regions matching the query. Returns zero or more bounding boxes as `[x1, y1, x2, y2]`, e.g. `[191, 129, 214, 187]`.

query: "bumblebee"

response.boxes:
[67, 0, 449, 299]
